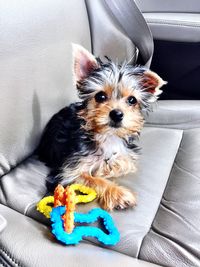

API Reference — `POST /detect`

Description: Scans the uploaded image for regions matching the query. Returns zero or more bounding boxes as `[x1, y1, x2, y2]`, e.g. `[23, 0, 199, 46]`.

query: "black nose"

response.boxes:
[109, 109, 124, 123]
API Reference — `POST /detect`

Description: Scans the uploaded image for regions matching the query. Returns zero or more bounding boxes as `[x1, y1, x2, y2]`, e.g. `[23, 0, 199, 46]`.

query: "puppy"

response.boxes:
[37, 44, 166, 211]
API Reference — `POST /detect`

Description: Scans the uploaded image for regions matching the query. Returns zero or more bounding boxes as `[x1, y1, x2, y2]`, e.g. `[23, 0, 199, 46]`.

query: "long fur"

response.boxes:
[37, 52, 166, 210]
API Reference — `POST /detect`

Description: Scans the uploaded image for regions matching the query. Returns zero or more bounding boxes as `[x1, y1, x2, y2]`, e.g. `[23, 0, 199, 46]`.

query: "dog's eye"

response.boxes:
[127, 96, 137, 106]
[95, 91, 108, 103]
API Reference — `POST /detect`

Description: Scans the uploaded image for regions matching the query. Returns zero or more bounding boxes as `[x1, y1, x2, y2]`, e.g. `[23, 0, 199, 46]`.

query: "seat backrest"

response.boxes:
[0, 0, 91, 176]
[0, 0, 145, 177]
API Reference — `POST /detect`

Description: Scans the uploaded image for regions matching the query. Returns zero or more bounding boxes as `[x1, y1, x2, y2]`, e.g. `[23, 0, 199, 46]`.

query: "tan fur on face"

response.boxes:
[79, 84, 144, 138]
[62, 82, 145, 211]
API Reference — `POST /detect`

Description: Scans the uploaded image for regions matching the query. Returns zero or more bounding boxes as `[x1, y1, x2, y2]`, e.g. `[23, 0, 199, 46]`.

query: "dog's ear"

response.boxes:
[73, 44, 99, 83]
[140, 70, 167, 97]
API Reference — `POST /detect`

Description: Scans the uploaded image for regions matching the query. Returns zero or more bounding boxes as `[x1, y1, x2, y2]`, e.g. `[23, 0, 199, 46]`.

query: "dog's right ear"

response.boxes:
[72, 44, 99, 83]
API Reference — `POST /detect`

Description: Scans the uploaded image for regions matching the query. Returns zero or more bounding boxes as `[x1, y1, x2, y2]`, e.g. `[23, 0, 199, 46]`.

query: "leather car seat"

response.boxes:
[0, 1, 200, 266]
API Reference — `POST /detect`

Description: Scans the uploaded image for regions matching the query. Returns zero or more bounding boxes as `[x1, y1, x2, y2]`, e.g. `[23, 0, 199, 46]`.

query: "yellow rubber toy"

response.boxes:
[37, 184, 97, 219]
[36, 196, 54, 218]
[70, 184, 97, 204]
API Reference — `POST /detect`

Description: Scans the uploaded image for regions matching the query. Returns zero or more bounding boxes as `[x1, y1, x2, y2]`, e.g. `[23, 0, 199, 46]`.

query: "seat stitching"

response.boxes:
[173, 161, 200, 180]
[160, 202, 200, 233]
[149, 228, 200, 262]
[0, 247, 24, 267]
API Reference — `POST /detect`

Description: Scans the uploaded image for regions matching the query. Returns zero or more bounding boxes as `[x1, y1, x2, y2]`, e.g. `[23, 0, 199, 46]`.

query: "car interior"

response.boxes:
[0, 0, 200, 266]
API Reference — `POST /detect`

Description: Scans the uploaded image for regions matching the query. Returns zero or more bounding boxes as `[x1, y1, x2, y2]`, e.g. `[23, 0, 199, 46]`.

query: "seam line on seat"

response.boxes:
[146, 119, 200, 126]
[145, 119, 200, 128]
[137, 129, 184, 258]
[149, 227, 200, 262]
[173, 161, 200, 181]
[0, 155, 35, 204]
[0, 247, 24, 267]
[146, 20, 200, 28]
[0, 153, 34, 180]
[145, 124, 200, 131]
[160, 202, 200, 233]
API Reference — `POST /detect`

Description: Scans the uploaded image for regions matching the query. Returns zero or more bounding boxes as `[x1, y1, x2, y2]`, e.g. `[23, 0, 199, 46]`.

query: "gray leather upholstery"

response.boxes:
[0, 205, 159, 267]
[136, 0, 200, 42]
[0, 215, 6, 233]
[145, 101, 200, 129]
[135, 0, 200, 13]
[92, 0, 153, 67]
[1, 1, 200, 267]
[142, 13, 200, 42]
[0, 0, 91, 176]
[0, 126, 182, 257]
[140, 128, 200, 267]
[86, 0, 138, 63]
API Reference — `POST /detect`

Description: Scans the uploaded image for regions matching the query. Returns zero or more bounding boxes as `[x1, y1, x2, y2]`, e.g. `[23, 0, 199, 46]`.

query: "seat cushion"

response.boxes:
[0, 126, 183, 259]
[0, 0, 92, 175]
[145, 101, 200, 129]
[0, 205, 159, 267]
[139, 128, 200, 267]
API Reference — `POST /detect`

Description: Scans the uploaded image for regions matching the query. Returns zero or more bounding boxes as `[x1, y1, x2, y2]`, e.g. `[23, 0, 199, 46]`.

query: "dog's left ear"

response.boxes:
[140, 70, 167, 97]
[72, 44, 99, 83]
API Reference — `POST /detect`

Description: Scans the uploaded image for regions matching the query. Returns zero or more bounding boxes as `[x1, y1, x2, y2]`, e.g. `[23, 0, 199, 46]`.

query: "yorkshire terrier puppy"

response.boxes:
[37, 44, 166, 211]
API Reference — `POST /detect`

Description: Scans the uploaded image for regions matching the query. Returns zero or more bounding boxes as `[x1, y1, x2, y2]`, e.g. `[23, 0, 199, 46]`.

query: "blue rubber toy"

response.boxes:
[50, 206, 120, 245]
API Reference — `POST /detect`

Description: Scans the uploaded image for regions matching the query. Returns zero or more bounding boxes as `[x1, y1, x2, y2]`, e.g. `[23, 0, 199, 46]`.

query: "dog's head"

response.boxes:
[73, 44, 166, 138]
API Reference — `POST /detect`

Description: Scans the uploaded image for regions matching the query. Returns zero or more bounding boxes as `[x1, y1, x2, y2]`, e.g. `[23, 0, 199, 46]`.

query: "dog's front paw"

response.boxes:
[99, 185, 137, 211]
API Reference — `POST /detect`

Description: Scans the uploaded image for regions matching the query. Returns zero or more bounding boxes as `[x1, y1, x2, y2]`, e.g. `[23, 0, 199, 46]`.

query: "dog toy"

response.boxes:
[37, 184, 97, 219]
[70, 183, 97, 204]
[54, 184, 65, 207]
[36, 196, 54, 218]
[37, 184, 120, 246]
[51, 206, 120, 245]
[62, 186, 76, 233]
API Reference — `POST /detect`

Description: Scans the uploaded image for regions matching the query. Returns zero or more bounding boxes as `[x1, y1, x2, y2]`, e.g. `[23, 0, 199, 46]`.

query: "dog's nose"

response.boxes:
[109, 109, 124, 123]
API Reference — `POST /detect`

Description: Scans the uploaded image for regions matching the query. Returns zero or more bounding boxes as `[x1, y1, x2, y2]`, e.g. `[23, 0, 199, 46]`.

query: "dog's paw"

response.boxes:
[99, 185, 137, 211]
